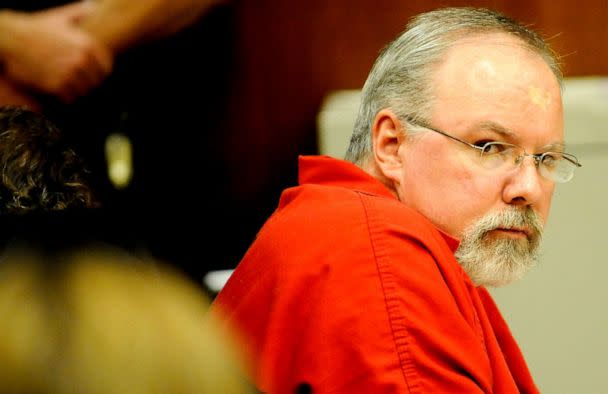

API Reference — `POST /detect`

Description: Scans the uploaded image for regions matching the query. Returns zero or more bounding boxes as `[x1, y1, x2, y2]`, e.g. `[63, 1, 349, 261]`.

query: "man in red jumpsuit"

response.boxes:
[212, 7, 581, 393]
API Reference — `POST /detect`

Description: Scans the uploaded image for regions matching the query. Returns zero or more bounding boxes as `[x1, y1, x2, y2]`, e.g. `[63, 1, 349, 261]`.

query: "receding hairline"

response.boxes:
[345, 7, 563, 165]
[431, 30, 562, 84]
[436, 29, 560, 76]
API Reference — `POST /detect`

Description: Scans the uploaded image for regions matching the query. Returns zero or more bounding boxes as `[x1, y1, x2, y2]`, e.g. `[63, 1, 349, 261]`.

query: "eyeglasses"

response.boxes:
[403, 116, 582, 183]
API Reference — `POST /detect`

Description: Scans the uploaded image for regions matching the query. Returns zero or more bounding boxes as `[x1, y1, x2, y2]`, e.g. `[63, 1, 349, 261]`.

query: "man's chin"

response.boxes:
[457, 238, 540, 287]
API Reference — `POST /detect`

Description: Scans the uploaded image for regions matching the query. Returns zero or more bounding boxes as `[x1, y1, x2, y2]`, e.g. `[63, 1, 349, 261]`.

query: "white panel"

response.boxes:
[317, 89, 361, 159]
[317, 77, 608, 393]
[492, 77, 608, 393]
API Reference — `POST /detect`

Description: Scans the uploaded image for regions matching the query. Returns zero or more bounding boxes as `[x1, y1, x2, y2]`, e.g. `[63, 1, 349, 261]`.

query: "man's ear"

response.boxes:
[372, 109, 405, 182]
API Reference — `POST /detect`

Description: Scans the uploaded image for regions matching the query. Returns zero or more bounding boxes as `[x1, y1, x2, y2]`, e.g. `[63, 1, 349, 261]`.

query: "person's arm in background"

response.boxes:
[0, 75, 42, 111]
[80, 0, 227, 55]
[0, 3, 113, 103]
[0, 0, 226, 105]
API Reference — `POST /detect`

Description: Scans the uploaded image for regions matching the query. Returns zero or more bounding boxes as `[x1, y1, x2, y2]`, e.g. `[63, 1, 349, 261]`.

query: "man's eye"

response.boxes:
[475, 141, 503, 154]
[541, 153, 560, 168]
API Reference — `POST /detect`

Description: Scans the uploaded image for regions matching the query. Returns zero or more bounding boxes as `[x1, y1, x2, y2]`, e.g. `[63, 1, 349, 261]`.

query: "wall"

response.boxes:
[226, 1, 608, 262]
[316, 77, 608, 393]
[491, 77, 608, 393]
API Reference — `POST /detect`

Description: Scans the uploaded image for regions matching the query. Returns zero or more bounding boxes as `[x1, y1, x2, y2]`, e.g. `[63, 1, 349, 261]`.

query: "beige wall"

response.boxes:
[317, 77, 608, 393]
[492, 77, 608, 393]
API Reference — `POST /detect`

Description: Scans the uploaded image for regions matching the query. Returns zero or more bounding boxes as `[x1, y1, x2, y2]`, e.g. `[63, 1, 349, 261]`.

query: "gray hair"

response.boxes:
[344, 7, 563, 166]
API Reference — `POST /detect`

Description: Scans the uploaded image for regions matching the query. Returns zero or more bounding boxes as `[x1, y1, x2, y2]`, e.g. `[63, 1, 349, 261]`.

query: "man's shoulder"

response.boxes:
[271, 181, 446, 243]
[357, 191, 448, 245]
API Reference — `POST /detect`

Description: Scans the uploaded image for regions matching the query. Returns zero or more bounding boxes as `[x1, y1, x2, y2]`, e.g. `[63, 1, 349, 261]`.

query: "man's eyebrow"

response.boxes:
[541, 142, 566, 152]
[470, 122, 565, 150]
[469, 121, 516, 138]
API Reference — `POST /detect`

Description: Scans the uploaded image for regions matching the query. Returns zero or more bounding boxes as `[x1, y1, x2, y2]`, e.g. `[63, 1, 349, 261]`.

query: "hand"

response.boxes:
[0, 74, 42, 112]
[0, 3, 113, 103]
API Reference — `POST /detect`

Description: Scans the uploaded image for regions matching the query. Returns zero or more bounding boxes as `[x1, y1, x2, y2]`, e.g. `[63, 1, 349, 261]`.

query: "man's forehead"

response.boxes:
[431, 34, 562, 115]
[438, 35, 546, 85]
[528, 86, 553, 111]
[425, 34, 564, 147]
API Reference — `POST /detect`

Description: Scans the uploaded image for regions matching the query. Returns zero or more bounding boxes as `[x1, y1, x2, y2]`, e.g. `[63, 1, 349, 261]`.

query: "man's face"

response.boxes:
[395, 34, 564, 285]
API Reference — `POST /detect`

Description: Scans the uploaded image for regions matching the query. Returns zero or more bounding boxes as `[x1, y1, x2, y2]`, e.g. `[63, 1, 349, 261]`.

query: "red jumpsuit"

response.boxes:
[213, 155, 539, 394]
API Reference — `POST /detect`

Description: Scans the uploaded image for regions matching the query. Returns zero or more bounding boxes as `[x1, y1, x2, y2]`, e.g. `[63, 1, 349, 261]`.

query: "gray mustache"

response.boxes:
[477, 208, 544, 239]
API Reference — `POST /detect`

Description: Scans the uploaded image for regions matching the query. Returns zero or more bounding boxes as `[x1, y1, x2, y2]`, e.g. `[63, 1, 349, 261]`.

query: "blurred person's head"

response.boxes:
[0, 247, 252, 394]
[0, 105, 97, 214]
[345, 7, 578, 286]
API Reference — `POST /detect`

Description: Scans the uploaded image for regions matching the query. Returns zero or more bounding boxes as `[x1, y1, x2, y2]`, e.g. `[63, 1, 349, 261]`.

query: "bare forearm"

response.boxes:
[0, 74, 41, 112]
[0, 10, 24, 61]
[0, 4, 112, 101]
[80, 0, 227, 55]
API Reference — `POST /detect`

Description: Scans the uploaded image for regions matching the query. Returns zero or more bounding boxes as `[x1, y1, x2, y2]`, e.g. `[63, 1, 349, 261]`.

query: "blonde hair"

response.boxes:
[0, 247, 250, 394]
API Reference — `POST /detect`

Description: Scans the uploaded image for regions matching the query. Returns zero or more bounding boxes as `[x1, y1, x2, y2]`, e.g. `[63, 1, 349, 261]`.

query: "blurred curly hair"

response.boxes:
[0, 106, 98, 214]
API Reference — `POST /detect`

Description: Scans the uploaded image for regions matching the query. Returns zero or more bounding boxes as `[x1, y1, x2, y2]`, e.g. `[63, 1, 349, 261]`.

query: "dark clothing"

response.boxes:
[4, 1, 251, 283]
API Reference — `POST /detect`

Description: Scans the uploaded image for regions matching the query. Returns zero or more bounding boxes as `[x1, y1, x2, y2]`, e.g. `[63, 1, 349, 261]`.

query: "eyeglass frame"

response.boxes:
[401, 115, 582, 183]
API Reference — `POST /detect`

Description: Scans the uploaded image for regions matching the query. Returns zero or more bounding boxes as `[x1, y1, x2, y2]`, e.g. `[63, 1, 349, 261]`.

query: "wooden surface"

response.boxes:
[223, 0, 607, 229]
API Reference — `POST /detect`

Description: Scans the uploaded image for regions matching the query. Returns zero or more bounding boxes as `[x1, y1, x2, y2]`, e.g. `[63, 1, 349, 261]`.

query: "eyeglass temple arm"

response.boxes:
[562, 153, 582, 167]
[403, 115, 582, 167]
[402, 115, 482, 150]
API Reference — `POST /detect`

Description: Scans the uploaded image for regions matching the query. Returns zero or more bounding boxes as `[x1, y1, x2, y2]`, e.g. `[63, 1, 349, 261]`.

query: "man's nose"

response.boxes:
[502, 156, 544, 206]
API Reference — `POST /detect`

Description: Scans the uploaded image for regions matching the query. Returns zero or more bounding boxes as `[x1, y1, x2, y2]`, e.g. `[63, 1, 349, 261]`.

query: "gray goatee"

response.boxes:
[454, 207, 544, 287]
